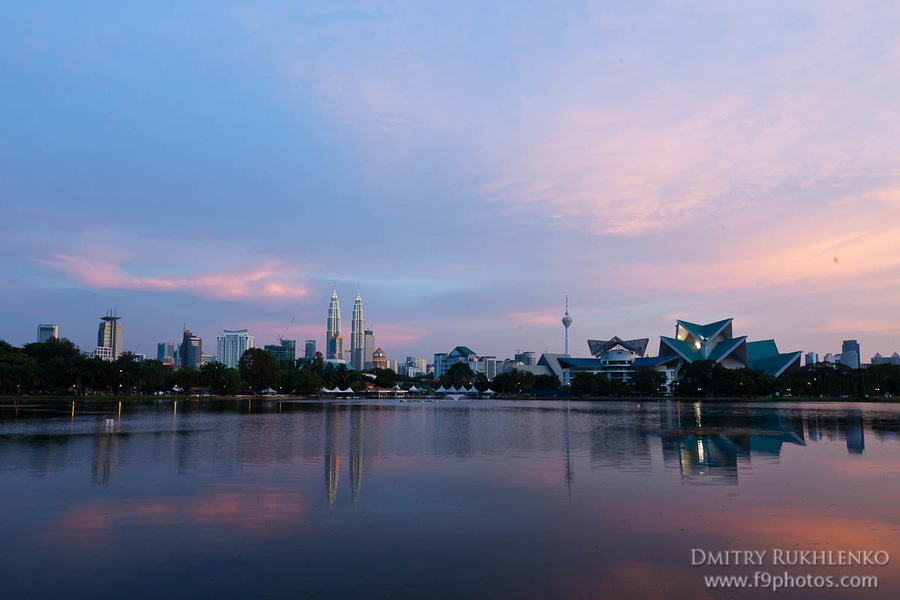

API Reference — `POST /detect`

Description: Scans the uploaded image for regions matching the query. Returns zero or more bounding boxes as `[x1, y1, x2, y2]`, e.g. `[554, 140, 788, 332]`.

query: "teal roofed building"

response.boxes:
[658, 318, 801, 378]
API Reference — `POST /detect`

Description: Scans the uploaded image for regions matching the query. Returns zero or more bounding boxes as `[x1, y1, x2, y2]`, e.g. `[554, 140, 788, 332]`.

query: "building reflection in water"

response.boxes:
[0, 400, 896, 497]
[659, 401, 808, 485]
[91, 427, 120, 485]
[324, 407, 343, 507]
[349, 405, 364, 505]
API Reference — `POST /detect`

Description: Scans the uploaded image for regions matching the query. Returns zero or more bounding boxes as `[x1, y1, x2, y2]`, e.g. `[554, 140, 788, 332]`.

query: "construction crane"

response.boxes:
[278, 318, 295, 343]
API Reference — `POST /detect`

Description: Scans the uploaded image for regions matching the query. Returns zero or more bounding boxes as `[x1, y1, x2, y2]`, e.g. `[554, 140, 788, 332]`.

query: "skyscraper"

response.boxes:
[97, 310, 124, 359]
[561, 297, 573, 356]
[326, 287, 342, 360]
[217, 329, 254, 369]
[305, 339, 317, 358]
[842, 340, 861, 369]
[181, 329, 202, 368]
[37, 324, 59, 343]
[350, 289, 365, 370]
[157, 342, 175, 362]
[364, 330, 375, 368]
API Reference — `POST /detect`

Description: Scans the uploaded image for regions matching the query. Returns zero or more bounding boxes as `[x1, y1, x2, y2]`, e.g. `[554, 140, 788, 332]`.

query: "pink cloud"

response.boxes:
[38, 254, 310, 303]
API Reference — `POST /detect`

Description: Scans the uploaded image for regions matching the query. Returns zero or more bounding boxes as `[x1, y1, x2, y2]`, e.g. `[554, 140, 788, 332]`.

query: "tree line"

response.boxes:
[673, 360, 900, 398]
[4, 338, 900, 398]
[0, 337, 406, 396]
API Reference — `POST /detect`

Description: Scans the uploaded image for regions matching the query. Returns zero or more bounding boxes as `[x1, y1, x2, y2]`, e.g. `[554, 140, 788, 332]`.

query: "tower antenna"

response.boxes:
[561, 296, 573, 356]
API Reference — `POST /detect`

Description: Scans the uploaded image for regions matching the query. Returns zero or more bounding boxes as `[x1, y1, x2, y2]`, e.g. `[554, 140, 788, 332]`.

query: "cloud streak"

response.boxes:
[39, 255, 311, 304]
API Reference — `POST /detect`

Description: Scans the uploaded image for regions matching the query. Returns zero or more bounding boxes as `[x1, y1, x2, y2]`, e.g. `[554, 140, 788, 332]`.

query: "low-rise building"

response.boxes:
[433, 346, 478, 378]
[657, 318, 801, 378]
[872, 352, 900, 365]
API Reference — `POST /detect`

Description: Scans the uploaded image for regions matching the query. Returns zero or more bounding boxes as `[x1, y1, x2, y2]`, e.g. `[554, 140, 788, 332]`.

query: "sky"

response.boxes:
[1, 0, 899, 363]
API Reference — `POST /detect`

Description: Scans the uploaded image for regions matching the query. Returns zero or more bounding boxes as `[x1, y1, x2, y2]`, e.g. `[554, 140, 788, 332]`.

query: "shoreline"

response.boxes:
[1, 394, 898, 405]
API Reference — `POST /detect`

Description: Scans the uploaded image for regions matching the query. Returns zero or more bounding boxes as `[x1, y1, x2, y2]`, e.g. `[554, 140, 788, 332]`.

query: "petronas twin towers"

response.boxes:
[326, 287, 368, 370]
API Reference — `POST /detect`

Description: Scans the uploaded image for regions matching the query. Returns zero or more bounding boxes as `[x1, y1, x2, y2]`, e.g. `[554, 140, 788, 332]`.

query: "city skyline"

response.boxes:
[10, 294, 892, 370]
[2, 2, 900, 361]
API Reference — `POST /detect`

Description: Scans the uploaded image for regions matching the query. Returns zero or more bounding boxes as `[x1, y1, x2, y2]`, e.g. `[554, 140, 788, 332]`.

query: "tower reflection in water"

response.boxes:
[0, 400, 890, 496]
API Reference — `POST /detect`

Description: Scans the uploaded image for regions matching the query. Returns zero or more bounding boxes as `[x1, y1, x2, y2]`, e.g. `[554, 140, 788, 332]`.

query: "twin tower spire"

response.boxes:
[326, 286, 366, 369]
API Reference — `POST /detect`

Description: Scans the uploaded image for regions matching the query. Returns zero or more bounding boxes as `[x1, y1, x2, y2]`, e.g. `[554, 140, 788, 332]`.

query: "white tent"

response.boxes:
[448, 385, 460, 393]
[466, 386, 478, 394]
[483, 388, 496, 395]
[261, 388, 277, 395]
[408, 385, 420, 393]
[435, 385, 447, 393]
[339, 387, 354, 394]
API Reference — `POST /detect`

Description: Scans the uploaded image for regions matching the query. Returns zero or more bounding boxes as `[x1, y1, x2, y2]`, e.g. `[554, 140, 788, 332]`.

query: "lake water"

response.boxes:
[1, 399, 898, 599]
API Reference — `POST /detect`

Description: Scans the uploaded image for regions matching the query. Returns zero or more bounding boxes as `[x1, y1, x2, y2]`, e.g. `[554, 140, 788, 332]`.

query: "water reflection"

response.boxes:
[325, 407, 342, 506]
[1, 400, 899, 600]
[0, 400, 896, 495]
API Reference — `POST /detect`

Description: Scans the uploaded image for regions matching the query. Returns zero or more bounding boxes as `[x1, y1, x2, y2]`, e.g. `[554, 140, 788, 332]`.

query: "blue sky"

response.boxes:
[2, 1, 900, 361]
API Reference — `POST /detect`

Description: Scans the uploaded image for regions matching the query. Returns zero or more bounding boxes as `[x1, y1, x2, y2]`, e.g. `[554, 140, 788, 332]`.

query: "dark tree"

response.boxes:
[533, 373, 560, 392]
[630, 367, 666, 396]
[490, 369, 535, 394]
[440, 362, 476, 388]
[239, 349, 280, 393]
[200, 361, 235, 395]
[372, 368, 398, 389]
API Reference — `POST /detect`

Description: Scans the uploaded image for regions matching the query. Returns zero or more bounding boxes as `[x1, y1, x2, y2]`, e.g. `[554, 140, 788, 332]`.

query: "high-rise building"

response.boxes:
[217, 329, 254, 369]
[97, 310, 124, 360]
[515, 351, 537, 366]
[841, 340, 860, 369]
[326, 288, 342, 360]
[364, 330, 375, 368]
[840, 351, 860, 370]
[350, 289, 366, 370]
[804, 351, 819, 366]
[265, 339, 296, 368]
[406, 356, 427, 372]
[157, 342, 175, 362]
[399, 356, 428, 377]
[562, 297, 573, 355]
[181, 329, 202, 368]
[372, 348, 387, 370]
[37, 324, 59, 343]
[434, 353, 448, 378]
[305, 339, 317, 358]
